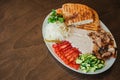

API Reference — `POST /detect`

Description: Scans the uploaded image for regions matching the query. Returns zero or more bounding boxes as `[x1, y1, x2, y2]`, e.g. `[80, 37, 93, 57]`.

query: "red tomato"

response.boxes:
[52, 41, 81, 70]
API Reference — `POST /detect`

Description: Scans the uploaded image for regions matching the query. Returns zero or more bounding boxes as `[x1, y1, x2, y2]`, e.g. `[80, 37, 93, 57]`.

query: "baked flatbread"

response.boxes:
[56, 3, 100, 31]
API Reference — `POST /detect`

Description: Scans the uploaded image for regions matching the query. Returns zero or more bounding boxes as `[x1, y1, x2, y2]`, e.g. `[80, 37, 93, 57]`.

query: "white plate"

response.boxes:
[42, 13, 117, 74]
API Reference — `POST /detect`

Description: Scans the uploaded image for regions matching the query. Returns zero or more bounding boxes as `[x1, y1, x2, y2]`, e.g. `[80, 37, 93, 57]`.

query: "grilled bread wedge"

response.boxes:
[56, 3, 100, 31]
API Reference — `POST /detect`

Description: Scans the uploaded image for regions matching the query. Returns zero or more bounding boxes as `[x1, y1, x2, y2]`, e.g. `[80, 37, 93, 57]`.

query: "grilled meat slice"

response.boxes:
[88, 29, 116, 59]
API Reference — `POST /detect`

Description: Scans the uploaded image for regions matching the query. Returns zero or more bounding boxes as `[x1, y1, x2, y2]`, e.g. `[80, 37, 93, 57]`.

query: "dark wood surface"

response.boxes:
[0, 0, 120, 80]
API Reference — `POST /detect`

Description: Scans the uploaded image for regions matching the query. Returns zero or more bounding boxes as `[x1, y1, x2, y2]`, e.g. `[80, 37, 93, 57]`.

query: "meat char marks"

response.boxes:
[56, 3, 100, 31]
[88, 29, 117, 60]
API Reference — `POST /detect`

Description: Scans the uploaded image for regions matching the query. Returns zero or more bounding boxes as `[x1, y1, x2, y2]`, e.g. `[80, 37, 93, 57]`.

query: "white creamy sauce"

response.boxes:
[66, 27, 93, 53]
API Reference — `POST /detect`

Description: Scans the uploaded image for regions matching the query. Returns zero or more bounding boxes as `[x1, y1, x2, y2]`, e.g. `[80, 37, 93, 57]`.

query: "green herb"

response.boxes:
[48, 9, 64, 23]
[76, 54, 105, 73]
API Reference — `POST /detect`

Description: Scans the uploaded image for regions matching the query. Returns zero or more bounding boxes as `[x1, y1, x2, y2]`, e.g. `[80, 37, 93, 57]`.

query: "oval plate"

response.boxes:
[42, 13, 117, 74]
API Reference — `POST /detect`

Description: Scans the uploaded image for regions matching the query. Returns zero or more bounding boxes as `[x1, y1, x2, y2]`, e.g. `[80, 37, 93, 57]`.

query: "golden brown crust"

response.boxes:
[62, 3, 93, 25]
[76, 9, 100, 31]
[56, 3, 100, 31]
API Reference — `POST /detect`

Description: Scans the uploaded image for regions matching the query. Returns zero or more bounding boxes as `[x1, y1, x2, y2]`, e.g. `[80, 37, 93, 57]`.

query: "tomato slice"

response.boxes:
[58, 43, 71, 51]
[69, 57, 74, 62]
[72, 64, 80, 70]
[52, 41, 81, 70]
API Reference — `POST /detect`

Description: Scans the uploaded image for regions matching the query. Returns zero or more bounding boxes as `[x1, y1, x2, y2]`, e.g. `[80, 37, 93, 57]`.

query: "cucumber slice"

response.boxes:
[76, 54, 105, 73]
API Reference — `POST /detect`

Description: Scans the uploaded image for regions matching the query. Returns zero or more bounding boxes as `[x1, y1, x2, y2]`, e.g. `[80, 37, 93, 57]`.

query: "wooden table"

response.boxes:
[0, 0, 120, 80]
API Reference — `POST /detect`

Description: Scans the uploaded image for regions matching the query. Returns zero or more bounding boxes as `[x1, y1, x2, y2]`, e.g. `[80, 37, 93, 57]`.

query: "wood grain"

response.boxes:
[0, 0, 120, 80]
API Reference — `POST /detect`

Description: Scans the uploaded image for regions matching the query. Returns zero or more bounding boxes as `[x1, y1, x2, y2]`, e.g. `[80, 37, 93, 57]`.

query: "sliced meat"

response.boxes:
[93, 44, 102, 59]
[102, 52, 112, 58]
[88, 28, 116, 60]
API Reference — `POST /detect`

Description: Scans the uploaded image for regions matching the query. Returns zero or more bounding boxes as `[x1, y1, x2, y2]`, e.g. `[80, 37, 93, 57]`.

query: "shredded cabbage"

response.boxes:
[44, 22, 69, 42]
